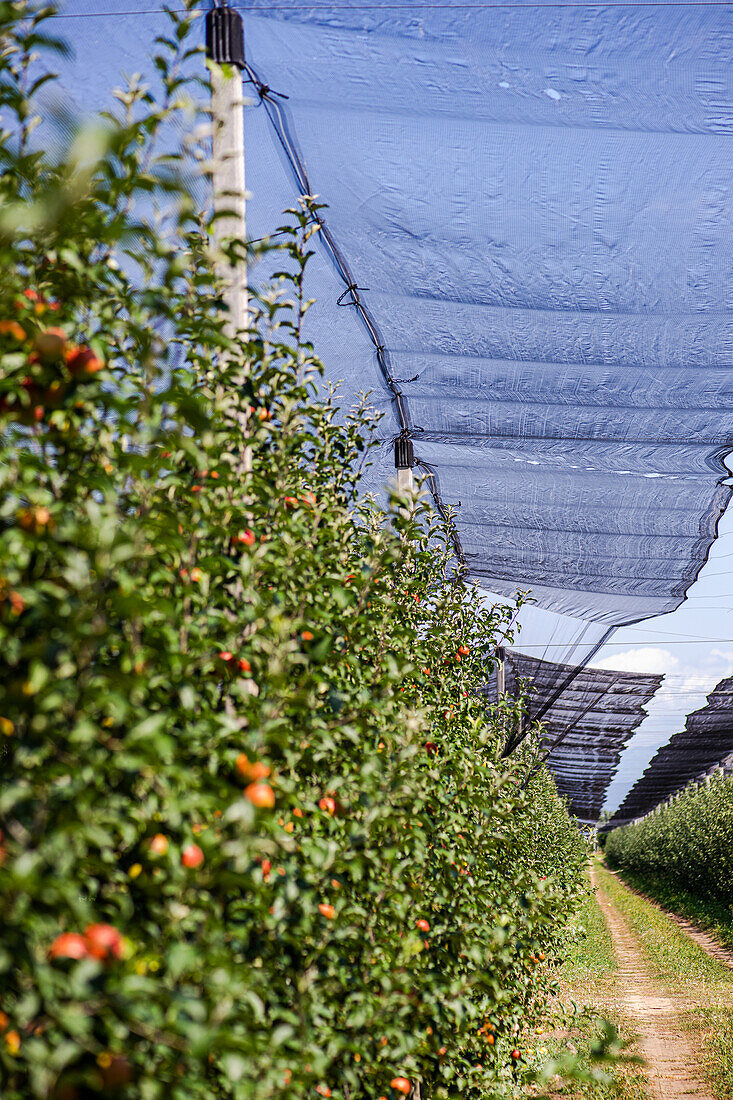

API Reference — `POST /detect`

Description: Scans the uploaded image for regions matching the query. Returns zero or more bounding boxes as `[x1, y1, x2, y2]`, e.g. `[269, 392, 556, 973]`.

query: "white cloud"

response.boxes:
[592, 647, 679, 675]
[710, 648, 733, 662]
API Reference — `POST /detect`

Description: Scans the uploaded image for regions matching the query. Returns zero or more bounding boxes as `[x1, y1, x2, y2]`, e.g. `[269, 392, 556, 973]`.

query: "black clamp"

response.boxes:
[206, 3, 245, 69]
[394, 433, 414, 470]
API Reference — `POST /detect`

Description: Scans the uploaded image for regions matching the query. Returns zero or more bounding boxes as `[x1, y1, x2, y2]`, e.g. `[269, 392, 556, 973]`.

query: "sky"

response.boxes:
[590, 490, 733, 813]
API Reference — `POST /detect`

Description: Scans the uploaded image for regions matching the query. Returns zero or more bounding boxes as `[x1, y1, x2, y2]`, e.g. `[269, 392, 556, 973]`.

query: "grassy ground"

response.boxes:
[597, 860, 733, 1100]
[528, 881, 647, 1100]
[605, 864, 733, 952]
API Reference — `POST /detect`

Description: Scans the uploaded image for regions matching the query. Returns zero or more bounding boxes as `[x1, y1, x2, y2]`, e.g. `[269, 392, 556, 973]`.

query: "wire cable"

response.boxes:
[49, 2, 733, 18]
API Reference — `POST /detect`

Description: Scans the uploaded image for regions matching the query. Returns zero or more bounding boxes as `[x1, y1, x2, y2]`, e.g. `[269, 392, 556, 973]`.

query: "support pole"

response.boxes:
[394, 434, 414, 494]
[206, 3, 247, 335]
[496, 645, 505, 697]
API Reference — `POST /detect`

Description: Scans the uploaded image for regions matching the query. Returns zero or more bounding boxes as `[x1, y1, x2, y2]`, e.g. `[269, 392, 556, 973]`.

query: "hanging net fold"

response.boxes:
[483, 652, 661, 820]
[607, 675, 733, 826]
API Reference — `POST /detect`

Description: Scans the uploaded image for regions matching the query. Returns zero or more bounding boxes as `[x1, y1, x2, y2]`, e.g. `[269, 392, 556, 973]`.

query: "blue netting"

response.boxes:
[46, 1, 733, 633]
[239, 0, 733, 626]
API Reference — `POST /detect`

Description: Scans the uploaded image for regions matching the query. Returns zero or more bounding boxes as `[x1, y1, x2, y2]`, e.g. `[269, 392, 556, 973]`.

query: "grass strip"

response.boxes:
[606, 865, 733, 952]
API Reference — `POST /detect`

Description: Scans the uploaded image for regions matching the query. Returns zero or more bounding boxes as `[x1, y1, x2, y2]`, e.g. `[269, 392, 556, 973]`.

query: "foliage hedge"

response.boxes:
[0, 5, 588, 1098]
[605, 773, 733, 906]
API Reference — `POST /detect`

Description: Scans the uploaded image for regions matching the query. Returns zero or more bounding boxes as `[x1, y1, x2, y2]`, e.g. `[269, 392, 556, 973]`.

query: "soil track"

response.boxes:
[592, 868, 715, 1100]
[604, 870, 733, 972]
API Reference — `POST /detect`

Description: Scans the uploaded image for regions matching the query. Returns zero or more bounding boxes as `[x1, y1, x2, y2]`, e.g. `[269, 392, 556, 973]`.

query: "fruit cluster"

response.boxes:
[0, 295, 102, 426]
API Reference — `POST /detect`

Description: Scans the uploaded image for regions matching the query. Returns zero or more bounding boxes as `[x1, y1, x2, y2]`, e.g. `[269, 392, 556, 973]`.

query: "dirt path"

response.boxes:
[604, 870, 733, 971]
[592, 867, 715, 1100]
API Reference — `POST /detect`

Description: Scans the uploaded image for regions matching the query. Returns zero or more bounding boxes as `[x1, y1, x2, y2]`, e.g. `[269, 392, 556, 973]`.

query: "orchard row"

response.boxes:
[0, 4, 588, 1099]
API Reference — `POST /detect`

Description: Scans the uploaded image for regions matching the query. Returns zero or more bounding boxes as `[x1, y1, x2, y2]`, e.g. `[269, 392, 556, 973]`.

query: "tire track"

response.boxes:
[604, 870, 733, 971]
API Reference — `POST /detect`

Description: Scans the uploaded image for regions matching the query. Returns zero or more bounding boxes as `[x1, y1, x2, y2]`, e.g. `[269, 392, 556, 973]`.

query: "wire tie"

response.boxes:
[258, 82, 289, 101]
[336, 283, 369, 306]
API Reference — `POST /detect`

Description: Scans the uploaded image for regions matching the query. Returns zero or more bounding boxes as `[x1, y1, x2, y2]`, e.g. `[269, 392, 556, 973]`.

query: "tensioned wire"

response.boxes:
[502, 638, 733, 648]
[49, 2, 733, 16]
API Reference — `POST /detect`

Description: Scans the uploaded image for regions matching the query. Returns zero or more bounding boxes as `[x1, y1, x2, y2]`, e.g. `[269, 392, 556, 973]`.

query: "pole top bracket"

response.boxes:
[206, 4, 245, 69]
[394, 434, 414, 470]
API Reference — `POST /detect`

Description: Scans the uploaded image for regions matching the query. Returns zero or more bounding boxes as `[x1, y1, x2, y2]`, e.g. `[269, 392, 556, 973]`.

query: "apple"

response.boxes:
[34, 327, 67, 361]
[66, 345, 102, 375]
[236, 754, 270, 780]
[49, 932, 88, 960]
[390, 1078, 411, 1095]
[0, 320, 26, 341]
[4, 1029, 20, 1054]
[148, 833, 168, 856]
[100, 1054, 133, 1087]
[85, 923, 123, 961]
[245, 782, 275, 809]
[181, 844, 204, 868]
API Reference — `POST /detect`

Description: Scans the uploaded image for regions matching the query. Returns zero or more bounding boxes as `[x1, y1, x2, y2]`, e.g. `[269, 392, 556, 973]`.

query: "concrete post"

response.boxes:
[206, 2, 252, 486]
[206, 3, 247, 336]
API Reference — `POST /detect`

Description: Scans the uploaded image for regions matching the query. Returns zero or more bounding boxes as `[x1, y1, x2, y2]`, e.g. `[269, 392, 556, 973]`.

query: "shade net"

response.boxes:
[43, 0, 733, 634]
[608, 675, 733, 825]
[483, 653, 662, 821]
[238, 0, 733, 628]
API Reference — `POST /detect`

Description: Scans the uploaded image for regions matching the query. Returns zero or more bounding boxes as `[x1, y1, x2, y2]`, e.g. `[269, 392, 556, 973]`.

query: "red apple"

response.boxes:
[245, 782, 275, 809]
[181, 844, 204, 869]
[49, 932, 88, 960]
[84, 923, 122, 961]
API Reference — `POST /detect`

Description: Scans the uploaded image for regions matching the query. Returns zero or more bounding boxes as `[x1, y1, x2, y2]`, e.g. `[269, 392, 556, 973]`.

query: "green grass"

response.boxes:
[596, 860, 733, 1100]
[528, 880, 647, 1100]
[608, 865, 733, 952]
[560, 884, 617, 989]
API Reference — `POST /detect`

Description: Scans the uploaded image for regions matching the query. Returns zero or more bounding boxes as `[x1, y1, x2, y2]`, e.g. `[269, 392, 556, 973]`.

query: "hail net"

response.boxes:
[608, 675, 733, 825]
[483, 654, 661, 821]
